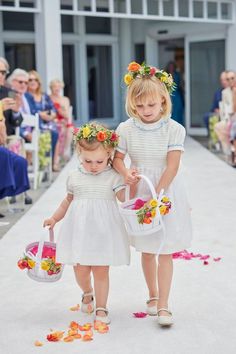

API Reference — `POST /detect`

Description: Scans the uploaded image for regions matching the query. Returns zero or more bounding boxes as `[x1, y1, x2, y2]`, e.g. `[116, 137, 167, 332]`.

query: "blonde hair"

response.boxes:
[28, 70, 43, 95]
[49, 78, 65, 89]
[125, 76, 172, 119]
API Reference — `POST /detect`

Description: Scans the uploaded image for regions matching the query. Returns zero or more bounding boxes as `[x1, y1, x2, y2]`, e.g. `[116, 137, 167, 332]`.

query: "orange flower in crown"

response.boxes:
[73, 123, 119, 148]
[127, 61, 142, 72]
[124, 61, 176, 94]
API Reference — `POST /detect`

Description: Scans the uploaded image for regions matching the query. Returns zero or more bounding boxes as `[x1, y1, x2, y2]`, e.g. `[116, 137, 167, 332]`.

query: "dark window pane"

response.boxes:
[5, 43, 36, 71]
[135, 44, 145, 64]
[2, 12, 34, 31]
[20, 0, 35, 8]
[87, 45, 113, 119]
[60, 0, 73, 10]
[61, 15, 74, 33]
[62, 45, 76, 117]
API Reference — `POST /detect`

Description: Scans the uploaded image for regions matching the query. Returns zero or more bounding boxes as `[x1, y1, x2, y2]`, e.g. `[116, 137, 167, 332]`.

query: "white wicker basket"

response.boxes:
[25, 230, 64, 283]
[119, 175, 164, 237]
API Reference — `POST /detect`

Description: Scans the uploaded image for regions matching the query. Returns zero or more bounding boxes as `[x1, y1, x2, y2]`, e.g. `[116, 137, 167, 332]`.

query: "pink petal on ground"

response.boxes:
[200, 255, 210, 260]
[213, 257, 222, 262]
[203, 261, 209, 265]
[133, 312, 147, 318]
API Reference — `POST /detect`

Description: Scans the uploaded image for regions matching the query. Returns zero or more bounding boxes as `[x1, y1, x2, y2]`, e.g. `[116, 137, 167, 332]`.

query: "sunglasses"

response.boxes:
[0, 70, 8, 75]
[29, 78, 38, 82]
[16, 80, 28, 85]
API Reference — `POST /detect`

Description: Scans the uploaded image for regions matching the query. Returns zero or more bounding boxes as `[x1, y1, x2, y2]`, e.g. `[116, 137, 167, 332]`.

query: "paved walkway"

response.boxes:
[1, 137, 236, 354]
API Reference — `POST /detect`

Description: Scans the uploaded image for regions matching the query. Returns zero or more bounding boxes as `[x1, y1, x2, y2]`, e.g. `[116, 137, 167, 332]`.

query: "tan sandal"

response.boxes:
[95, 307, 110, 324]
[157, 308, 173, 326]
[146, 297, 159, 316]
[81, 291, 94, 313]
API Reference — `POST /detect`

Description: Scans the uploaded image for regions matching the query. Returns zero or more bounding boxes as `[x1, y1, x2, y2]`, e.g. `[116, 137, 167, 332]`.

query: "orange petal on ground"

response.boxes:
[85, 329, 93, 337]
[73, 333, 82, 339]
[34, 340, 43, 346]
[69, 304, 80, 311]
[97, 325, 109, 334]
[79, 323, 92, 331]
[68, 329, 78, 336]
[82, 334, 93, 341]
[69, 321, 79, 330]
[63, 336, 74, 342]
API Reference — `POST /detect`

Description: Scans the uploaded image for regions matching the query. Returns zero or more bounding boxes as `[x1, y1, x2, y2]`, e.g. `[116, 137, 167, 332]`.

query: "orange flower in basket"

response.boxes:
[143, 217, 152, 224]
[96, 131, 107, 142]
[127, 61, 141, 72]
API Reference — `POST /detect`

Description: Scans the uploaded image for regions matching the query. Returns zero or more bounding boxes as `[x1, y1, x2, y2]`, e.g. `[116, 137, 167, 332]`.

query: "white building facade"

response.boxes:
[0, 0, 236, 135]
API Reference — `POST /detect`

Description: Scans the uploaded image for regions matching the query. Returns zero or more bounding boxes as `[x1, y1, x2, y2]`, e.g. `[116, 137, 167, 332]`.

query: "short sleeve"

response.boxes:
[112, 173, 126, 194]
[116, 122, 127, 155]
[168, 123, 186, 152]
[66, 174, 74, 195]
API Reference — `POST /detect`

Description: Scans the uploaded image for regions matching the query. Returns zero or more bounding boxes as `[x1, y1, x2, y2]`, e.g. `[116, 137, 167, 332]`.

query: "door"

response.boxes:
[185, 36, 225, 135]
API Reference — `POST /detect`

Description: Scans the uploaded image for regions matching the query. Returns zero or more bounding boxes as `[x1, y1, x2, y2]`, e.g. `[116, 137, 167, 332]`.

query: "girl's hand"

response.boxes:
[124, 168, 140, 185]
[43, 217, 56, 230]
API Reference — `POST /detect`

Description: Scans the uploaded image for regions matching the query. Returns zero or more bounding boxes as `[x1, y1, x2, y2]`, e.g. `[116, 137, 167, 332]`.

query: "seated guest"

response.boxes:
[203, 71, 228, 135]
[27, 70, 60, 172]
[7, 68, 36, 142]
[215, 70, 236, 155]
[0, 57, 23, 136]
[49, 78, 73, 163]
[0, 104, 30, 213]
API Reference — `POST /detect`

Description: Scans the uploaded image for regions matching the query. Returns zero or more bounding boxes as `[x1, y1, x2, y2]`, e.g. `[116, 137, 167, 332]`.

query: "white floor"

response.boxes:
[1, 137, 236, 354]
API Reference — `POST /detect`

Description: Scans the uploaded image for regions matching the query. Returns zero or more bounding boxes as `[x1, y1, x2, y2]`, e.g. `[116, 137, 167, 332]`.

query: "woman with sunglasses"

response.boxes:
[27, 70, 60, 172]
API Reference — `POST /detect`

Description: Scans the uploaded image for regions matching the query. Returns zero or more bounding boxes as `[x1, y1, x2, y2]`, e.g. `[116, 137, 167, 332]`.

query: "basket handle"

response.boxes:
[27, 229, 55, 263]
[125, 174, 160, 202]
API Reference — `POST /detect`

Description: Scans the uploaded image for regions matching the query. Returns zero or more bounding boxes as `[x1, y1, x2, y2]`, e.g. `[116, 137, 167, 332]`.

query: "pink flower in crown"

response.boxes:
[150, 67, 157, 76]
[110, 132, 118, 142]
[73, 127, 80, 135]
[133, 199, 146, 210]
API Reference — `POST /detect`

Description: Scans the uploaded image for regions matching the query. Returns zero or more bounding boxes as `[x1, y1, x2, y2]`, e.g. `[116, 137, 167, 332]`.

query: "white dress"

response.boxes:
[116, 116, 192, 254]
[56, 165, 130, 266]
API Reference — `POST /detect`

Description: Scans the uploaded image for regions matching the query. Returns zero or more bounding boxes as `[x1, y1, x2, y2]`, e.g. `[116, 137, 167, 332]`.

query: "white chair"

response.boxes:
[21, 113, 39, 190]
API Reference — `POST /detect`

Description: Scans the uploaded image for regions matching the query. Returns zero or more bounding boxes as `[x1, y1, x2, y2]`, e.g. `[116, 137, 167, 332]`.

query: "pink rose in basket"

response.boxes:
[132, 199, 147, 210]
[29, 245, 56, 258]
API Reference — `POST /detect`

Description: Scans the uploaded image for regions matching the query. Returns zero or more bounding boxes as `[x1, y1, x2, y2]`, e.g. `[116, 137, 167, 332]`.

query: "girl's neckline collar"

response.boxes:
[78, 163, 111, 175]
[132, 115, 170, 130]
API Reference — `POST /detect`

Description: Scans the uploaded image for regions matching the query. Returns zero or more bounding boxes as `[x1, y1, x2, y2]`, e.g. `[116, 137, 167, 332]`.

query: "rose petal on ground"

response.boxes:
[200, 255, 210, 260]
[213, 257, 222, 262]
[133, 312, 147, 318]
[203, 261, 209, 265]
[63, 336, 74, 342]
[69, 321, 79, 330]
[34, 340, 43, 346]
[82, 334, 93, 341]
[69, 304, 80, 311]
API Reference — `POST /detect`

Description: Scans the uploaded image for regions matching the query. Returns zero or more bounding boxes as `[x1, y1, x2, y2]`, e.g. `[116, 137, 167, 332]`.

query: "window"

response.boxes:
[5, 43, 36, 71]
[178, 0, 189, 17]
[87, 45, 113, 119]
[61, 15, 74, 33]
[63, 45, 76, 116]
[135, 44, 145, 64]
[131, 0, 142, 14]
[163, 0, 174, 16]
[85, 6, 111, 34]
[2, 12, 34, 31]
[147, 0, 159, 15]
[193, 0, 203, 18]
[207, 2, 217, 19]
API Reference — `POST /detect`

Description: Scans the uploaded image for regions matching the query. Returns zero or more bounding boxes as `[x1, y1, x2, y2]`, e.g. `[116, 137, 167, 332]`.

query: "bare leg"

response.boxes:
[157, 254, 173, 316]
[53, 141, 61, 171]
[141, 253, 158, 308]
[92, 266, 109, 317]
[73, 264, 93, 304]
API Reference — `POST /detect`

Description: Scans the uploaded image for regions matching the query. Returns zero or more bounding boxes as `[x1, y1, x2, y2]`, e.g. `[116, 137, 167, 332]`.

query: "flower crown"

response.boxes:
[124, 62, 176, 94]
[73, 123, 119, 148]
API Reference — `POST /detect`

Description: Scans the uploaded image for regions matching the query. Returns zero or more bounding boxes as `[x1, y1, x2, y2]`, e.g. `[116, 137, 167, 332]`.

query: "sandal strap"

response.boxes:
[157, 308, 172, 315]
[96, 307, 109, 315]
[146, 297, 159, 304]
[82, 291, 94, 299]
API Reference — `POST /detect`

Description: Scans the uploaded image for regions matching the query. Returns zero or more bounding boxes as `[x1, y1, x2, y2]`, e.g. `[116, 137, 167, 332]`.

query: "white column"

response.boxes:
[119, 19, 133, 121]
[145, 35, 158, 67]
[34, 0, 63, 92]
[226, 23, 236, 71]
